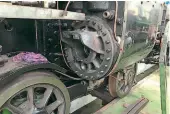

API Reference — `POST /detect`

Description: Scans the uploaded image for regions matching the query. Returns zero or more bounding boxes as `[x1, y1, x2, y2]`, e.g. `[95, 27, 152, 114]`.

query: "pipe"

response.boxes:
[113, 1, 118, 41]
[62, 1, 71, 16]
[103, 10, 115, 20]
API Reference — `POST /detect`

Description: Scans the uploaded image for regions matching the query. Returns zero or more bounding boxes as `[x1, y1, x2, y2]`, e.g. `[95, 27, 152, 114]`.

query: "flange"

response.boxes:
[64, 16, 118, 80]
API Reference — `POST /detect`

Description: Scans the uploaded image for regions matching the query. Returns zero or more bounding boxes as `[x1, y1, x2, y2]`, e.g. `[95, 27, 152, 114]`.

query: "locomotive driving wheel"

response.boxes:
[108, 64, 136, 98]
[0, 71, 70, 114]
[63, 16, 118, 80]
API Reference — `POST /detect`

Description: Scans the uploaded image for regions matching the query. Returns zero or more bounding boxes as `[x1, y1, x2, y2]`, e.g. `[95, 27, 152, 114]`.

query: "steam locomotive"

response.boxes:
[0, 1, 168, 114]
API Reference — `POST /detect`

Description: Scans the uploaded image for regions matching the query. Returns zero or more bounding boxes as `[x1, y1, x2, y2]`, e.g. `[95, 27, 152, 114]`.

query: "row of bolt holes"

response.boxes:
[141, 1, 163, 7]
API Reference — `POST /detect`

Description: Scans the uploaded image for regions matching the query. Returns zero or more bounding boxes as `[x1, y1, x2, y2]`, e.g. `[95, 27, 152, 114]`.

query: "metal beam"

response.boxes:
[0, 3, 85, 20]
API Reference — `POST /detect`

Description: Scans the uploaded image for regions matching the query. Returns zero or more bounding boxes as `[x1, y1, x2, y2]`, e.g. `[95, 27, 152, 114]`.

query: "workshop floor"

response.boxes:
[73, 65, 170, 114]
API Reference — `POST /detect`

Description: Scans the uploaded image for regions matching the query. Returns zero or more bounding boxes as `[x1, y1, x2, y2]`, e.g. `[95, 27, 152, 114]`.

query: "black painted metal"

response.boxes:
[0, 1, 164, 81]
[116, 1, 163, 70]
[63, 16, 119, 80]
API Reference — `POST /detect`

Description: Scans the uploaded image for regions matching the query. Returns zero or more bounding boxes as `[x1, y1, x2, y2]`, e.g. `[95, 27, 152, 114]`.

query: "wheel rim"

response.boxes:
[1, 84, 65, 114]
[108, 69, 135, 98]
[116, 72, 131, 95]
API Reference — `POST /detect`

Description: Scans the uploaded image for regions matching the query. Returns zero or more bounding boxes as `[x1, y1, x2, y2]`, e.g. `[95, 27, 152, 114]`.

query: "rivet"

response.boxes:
[105, 65, 108, 67]
[80, 74, 83, 76]
[106, 58, 110, 60]
[75, 71, 78, 73]
[105, 41, 110, 44]
[106, 49, 111, 53]
[54, 45, 58, 48]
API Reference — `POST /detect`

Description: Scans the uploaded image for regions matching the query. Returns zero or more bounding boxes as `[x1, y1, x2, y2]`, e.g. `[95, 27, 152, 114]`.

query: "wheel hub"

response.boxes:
[63, 16, 118, 80]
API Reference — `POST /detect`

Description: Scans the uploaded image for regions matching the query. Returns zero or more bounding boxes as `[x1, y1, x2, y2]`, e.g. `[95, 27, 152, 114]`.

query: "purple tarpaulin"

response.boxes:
[12, 52, 48, 63]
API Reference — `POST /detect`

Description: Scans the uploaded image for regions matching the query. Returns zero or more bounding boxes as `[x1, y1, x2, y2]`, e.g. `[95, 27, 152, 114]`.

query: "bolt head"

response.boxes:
[54, 31, 57, 34]
[105, 41, 110, 44]
[100, 71, 104, 73]
[105, 65, 108, 67]
[106, 49, 111, 53]
[106, 58, 110, 61]
[102, 32, 106, 36]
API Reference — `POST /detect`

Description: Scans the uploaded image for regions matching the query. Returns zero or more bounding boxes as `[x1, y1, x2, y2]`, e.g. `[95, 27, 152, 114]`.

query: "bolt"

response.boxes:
[81, 81, 86, 85]
[105, 41, 110, 44]
[92, 21, 96, 25]
[48, 23, 52, 27]
[102, 32, 106, 36]
[54, 58, 59, 61]
[100, 71, 104, 73]
[65, 54, 68, 57]
[106, 58, 110, 61]
[86, 19, 90, 23]
[73, 34, 79, 39]
[98, 25, 102, 30]
[48, 38, 53, 42]
[48, 53, 52, 56]
[106, 49, 111, 53]
[54, 31, 57, 34]
[63, 23, 67, 27]
[54, 45, 58, 48]
[105, 65, 108, 67]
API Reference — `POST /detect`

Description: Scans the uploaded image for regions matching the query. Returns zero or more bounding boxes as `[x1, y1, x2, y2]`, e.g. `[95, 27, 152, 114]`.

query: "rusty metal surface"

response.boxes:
[0, 3, 85, 20]
[121, 98, 149, 114]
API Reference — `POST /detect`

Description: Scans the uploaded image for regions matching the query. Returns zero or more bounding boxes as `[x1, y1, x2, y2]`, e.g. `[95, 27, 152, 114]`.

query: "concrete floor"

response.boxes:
[72, 65, 159, 114]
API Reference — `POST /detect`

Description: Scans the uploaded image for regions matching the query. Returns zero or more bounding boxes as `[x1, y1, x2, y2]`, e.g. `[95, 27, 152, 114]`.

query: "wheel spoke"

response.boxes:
[57, 104, 65, 114]
[92, 59, 100, 68]
[36, 86, 53, 108]
[6, 103, 23, 114]
[27, 87, 34, 107]
[46, 100, 63, 113]
[87, 63, 92, 71]
[117, 82, 124, 91]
